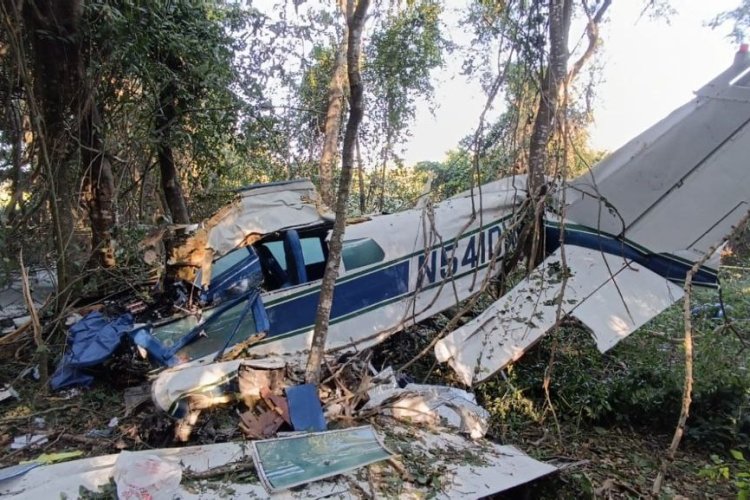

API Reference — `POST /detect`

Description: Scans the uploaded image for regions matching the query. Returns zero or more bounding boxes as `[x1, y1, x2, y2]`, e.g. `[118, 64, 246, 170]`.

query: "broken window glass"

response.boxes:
[151, 292, 267, 362]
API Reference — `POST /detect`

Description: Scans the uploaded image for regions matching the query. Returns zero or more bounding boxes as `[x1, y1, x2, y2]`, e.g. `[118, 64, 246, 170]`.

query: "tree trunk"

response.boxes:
[527, 0, 572, 197]
[305, 0, 370, 384]
[525, 0, 572, 267]
[155, 82, 190, 225]
[5, 98, 23, 222]
[81, 97, 117, 268]
[23, 0, 85, 305]
[318, 19, 348, 208]
[356, 136, 366, 214]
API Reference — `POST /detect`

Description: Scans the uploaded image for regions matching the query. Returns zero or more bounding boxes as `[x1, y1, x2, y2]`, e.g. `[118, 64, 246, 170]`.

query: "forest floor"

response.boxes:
[1, 246, 749, 498]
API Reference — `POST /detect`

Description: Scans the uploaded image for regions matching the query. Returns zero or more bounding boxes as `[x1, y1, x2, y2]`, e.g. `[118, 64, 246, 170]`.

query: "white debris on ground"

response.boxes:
[0, 422, 556, 499]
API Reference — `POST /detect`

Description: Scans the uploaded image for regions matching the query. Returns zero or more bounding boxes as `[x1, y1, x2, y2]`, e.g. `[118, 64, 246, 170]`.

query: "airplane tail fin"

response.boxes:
[434, 244, 684, 386]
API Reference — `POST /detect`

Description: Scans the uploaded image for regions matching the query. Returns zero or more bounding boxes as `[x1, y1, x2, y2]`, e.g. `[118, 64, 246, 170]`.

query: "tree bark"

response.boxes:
[5, 98, 23, 221]
[305, 0, 370, 384]
[525, 0, 572, 268]
[155, 81, 190, 225]
[23, 0, 85, 304]
[318, 17, 349, 208]
[81, 97, 117, 268]
[356, 136, 366, 214]
[527, 0, 572, 197]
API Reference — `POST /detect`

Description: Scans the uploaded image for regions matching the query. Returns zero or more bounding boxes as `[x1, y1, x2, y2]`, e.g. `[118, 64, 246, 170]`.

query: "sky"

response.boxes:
[402, 0, 742, 165]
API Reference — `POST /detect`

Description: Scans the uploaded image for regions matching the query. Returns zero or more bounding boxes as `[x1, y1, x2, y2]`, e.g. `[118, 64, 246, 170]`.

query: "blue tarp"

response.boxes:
[50, 312, 134, 391]
[50, 261, 271, 390]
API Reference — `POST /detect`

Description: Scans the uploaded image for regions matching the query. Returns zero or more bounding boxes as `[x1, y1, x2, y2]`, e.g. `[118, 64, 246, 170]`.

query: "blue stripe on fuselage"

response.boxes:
[544, 223, 718, 287]
[265, 260, 410, 338]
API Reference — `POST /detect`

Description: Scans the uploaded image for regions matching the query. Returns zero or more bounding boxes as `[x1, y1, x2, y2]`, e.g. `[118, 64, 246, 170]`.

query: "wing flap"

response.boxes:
[434, 245, 684, 386]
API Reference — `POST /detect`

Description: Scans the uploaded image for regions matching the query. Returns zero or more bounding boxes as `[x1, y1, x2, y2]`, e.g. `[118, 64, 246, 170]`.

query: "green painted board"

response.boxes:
[251, 425, 392, 492]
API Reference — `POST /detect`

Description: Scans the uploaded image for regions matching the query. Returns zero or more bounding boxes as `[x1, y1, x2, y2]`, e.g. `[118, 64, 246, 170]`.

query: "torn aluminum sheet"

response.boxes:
[0, 463, 39, 484]
[0, 425, 557, 499]
[151, 357, 285, 415]
[164, 179, 334, 286]
[0, 451, 84, 483]
[0, 442, 253, 499]
[0, 385, 19, 404]
[435, 244, 684, 386]
[9, 435, 48, 450]
[364, 384, 490, 439]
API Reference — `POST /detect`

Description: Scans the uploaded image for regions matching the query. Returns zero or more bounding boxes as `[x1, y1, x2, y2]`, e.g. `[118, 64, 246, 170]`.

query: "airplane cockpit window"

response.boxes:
[256, 229, 330, 290]
[342, 238, 385, 271]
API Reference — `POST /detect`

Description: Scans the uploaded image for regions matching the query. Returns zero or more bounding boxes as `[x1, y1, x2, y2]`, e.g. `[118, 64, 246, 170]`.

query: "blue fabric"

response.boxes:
[286, 383, 327, 432]
[67, 312, 134, 367]
[50, 312, 134, 391]
[283, 229, 308, 285]
[49, 363, 95, 391]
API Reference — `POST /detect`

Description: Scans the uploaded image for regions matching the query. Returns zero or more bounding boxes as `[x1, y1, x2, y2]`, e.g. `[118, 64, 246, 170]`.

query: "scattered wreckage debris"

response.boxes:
[0, 386, 19, 404]
[0, 268, 55, 335]
[1, 351, 558, 498]
[0, 419, 557, 499]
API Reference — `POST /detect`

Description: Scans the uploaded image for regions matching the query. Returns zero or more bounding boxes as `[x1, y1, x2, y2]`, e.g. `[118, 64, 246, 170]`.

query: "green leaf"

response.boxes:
[731, 449, 746, 462]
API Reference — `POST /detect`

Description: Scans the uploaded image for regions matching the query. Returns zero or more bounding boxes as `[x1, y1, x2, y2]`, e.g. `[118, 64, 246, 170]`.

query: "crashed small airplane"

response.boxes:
[53, 47, 750, 399]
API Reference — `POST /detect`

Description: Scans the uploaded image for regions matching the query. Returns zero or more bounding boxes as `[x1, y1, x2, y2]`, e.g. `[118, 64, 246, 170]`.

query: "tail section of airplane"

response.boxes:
[563, 46, 750, 273]
[436, 48, 750, 385]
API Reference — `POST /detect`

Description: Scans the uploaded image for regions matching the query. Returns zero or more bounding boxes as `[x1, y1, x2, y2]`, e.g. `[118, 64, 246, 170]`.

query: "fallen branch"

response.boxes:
[652, 210, 750, 495]
[183, 461, 257, 481]
[0, 403, 77, 423]
[19, 250, 47, 387]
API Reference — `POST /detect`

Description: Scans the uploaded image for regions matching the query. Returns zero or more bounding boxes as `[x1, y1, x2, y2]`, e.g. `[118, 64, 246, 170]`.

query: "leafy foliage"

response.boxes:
[476, 266, 750, 451]
[712, 0, 750, 43]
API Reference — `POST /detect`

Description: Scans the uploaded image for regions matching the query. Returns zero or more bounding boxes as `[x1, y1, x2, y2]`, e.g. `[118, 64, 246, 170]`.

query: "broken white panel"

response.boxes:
[206, 180, 333, 259]
[363, 383, 490, 438]
[0, 442, 259, 499]
[435, 245, 684, 386]
[382, 424, 558, 499]
[0, 385, 19, 404]
[567, 258, 684, 352]
[151, 357, 284, 413]
[0, 425, 556, 499]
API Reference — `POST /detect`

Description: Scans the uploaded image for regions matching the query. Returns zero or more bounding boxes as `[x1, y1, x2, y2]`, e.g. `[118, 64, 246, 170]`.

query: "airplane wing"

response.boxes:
[434, 48, 750, 386]
[434, 244, 684, 386]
